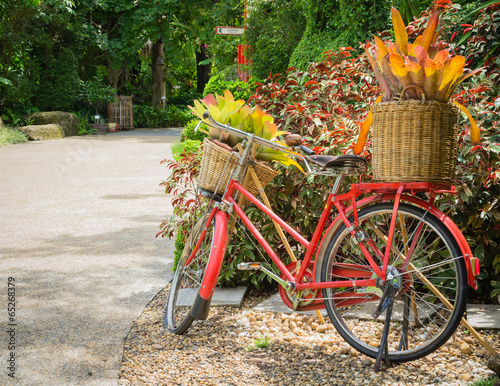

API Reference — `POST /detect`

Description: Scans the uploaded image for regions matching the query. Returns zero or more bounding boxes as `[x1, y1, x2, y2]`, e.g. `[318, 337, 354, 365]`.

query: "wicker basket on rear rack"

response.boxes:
[196, 138, 278, 199]
[371, 89, 460, 184]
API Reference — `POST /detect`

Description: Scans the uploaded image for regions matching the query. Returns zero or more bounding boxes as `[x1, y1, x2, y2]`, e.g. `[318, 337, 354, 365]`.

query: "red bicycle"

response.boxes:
[164, 112, 479, 368]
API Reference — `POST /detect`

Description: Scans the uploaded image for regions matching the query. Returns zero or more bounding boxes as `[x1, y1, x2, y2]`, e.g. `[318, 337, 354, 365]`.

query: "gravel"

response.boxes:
[119, 285, 500, 385]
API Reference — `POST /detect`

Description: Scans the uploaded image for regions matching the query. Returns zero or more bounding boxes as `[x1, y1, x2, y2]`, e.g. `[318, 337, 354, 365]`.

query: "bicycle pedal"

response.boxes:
[237, 262, 262, 271]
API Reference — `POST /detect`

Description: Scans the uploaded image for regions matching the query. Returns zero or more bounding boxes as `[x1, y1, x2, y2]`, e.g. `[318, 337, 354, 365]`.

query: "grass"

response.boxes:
[246, 334, 270, 351]
[0, 127, 28, 146]
[172, 139, 201, 161]
[470, 376, 499, 386]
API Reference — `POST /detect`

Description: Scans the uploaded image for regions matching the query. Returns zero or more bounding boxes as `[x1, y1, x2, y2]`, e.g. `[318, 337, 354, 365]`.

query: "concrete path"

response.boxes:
[1, 129, 179, 385]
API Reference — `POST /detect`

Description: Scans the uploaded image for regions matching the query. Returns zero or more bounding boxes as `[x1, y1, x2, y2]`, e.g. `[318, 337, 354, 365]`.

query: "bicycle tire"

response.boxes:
[321, 202, 467, 362]
[164, 211, 214, 334]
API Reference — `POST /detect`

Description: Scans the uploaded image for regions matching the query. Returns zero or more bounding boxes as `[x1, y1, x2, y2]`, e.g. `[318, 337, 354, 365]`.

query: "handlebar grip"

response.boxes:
[300, 145, 315, 156]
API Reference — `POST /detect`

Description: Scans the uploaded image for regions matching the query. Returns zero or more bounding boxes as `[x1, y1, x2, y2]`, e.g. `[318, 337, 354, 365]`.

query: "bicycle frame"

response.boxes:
[190, 177, 479, 308]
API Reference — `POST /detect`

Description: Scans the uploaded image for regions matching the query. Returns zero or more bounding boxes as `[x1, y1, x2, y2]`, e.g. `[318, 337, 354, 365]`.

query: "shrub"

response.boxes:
[246, 1, 306, 79]
[76, 77, 117, 116]
[34, 48, 80, 112]
[172, 139, 202, 161]
[253, 2, 500, 300]
[438, 69, 500, 301]
[157, 146, 204, 272]
[0, 128, 28, 146]
[455, 2, 500, 69]
[134, 105, 191, 128]
[289, 0, 391, 69]
[405, 1, 500, 302]
[181, 119, 209, 142]
[168, 87, 203, 107]
[203, 72, 260, 101]
[1, 108, 32, 127]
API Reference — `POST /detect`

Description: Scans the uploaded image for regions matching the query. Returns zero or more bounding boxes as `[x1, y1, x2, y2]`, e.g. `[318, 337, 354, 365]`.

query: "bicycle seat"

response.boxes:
[198, 187, 223, 202]
[308, 154, 367, 169]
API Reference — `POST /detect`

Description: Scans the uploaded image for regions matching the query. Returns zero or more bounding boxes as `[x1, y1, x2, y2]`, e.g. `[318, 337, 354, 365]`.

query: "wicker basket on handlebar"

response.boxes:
[371, 94, 459, 184]
[197, 138, 278, 197]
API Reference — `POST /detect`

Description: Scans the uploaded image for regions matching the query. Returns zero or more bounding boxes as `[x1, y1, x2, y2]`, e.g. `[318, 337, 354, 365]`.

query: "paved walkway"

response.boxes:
[1, 129, 179, 385]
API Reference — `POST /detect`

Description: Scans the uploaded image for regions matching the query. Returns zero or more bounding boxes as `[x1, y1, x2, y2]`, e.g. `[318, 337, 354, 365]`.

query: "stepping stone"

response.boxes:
[212, 286, 248, 307]
[341, 299, 435, 323]
[253, 293, 434, 322]
[175, 286, 248, 308]
[467, 304, 500, 330]
[253, 292, 326, 315]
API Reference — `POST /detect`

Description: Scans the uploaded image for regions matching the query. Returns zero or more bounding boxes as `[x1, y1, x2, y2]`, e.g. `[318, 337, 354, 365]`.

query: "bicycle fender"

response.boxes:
[313, 195, 478, 290]
[198, 210, 229, 301]
[386, 195, 478, 290]
[191, 293, 212, 320]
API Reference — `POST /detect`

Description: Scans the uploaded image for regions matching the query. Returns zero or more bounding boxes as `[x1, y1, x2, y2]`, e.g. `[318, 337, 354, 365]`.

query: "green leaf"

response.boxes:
[489, 144, 500, 154]
[456, 30, 473, 47]
[474, 244, 485, 259]
[0, 77, 12, 86]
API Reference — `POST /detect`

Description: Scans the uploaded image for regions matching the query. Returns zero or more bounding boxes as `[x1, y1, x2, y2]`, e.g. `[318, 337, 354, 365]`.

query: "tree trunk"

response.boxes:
[196, 44, 211, 94]
[152, 39, 166, 109]
[107, 65, 124, 90]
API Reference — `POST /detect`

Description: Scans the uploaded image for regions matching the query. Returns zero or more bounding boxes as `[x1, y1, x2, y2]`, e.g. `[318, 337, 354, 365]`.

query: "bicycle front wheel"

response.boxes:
[164, 211, 214, 334]
[321, 202, 467, 362]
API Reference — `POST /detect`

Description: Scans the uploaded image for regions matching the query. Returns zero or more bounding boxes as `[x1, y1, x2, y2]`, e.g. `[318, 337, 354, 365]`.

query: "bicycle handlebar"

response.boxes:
[300, 145, 315, 156]
[201, 111, 315, 158]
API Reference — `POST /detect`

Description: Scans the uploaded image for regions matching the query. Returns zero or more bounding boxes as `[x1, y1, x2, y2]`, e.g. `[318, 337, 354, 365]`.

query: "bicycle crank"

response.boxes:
[237, 262, 295, 291]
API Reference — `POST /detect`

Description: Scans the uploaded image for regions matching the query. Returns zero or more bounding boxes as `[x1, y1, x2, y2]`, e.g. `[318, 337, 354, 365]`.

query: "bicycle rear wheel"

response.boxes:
[164, 210, 214, 334]
[321, 202, 467, 362]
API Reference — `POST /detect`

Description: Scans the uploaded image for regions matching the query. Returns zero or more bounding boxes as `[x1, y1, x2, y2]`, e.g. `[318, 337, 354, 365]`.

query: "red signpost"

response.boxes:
[238, 45, 251, 82]
[216, 0, 250, 81]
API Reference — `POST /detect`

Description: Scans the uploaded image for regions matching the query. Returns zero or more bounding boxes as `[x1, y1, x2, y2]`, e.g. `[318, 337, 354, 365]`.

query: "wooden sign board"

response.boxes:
[216, 27, 245, 35]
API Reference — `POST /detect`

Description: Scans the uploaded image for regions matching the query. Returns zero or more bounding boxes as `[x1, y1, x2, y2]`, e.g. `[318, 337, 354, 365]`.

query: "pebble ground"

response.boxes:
[119, 286, 500, 385]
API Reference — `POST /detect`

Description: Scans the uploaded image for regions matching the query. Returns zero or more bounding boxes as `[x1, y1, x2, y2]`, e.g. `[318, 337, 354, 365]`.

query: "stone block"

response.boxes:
[25, 111, 79, 137]
[20, 124, 65, 140]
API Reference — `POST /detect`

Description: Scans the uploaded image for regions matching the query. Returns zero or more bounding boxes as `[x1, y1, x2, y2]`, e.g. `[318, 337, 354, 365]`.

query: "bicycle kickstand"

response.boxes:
[374, 300, 393, 372]
[373, 284, 396, 372]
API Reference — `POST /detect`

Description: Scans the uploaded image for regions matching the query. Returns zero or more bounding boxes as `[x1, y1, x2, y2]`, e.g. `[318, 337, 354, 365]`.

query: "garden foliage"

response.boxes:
[134, 105, 192, 128]
[161, 1, 499, 298]
[181, 119, 209, 142]
[34, 48, 81, 112]
[289, 0, 392, 69]
[203, 73, 260, 102]
[245, 1, 306, 79]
